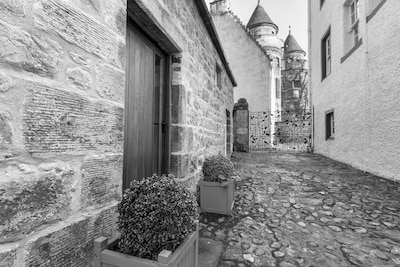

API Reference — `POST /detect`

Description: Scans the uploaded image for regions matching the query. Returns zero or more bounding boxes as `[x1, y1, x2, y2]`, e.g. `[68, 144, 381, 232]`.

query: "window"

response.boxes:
[321, 28, 331, 80]
[293, 80, 301, 88]
[342, 0, 362, 62]
[293, 89, 300, 98]
[325, 111, 335, 139]
[350, 0, 360, 44]
[275, 78, 281, 99]
[216, 64, 222, 89]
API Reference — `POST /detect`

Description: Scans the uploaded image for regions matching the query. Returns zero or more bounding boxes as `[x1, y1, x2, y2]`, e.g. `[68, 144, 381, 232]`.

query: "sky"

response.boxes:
[216, 0, 309, 54]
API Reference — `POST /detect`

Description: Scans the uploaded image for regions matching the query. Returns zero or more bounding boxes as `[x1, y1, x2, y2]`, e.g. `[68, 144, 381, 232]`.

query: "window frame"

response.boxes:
[275, 78, 281, 99]
[325, 110, 335, 140]
[350, 0, 360, 44]
[321, 27, 331, 81]
[216, 64, 222, 90]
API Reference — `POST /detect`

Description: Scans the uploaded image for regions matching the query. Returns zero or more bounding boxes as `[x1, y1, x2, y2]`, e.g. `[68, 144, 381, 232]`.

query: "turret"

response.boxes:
[284, 27, 306, 59]
[246, 1, 283, 61]
[283, 27, 307, 70]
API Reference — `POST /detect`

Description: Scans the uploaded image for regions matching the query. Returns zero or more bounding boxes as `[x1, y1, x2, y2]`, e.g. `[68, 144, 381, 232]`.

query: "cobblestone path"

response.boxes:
[199, 152, 400, 267]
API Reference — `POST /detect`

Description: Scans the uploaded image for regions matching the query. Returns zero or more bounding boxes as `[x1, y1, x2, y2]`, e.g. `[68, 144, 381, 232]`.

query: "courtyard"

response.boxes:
[199, 152, 400, 267]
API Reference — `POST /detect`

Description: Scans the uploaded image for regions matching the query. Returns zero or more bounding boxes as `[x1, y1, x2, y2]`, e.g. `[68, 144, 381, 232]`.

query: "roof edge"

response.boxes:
[195, 0, 237, 87]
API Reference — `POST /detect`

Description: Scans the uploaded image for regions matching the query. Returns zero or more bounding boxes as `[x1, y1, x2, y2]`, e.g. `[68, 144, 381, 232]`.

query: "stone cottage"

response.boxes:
[0, 0, 236, 265]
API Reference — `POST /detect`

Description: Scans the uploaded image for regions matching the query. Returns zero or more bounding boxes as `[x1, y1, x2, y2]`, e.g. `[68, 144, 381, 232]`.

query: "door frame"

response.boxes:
[123, 14, 174, 190]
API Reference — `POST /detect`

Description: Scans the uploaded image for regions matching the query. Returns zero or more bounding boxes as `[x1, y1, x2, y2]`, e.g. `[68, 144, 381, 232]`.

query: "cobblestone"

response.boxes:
[199, 152, 400, 266]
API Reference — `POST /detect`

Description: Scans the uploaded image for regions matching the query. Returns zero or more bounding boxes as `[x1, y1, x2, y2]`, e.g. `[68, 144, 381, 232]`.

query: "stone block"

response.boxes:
[170, 125, 193, 153]
[0, 113, 12, 148]
[66, 67, 92, 91]
[0, 20, 63, 77]
[22, 83, 124, 157]
[0, 0, 26, 16]
[69, 52, 91, 69]
[81, 154, 122, 208]
[23, 205, 118, 266]
[0, 245, 18, 267]
[33, 0, 125, 69]
[171, 84, 187, 124]
[95, 62, 125, 101]
[0, 72, 15, 92]
[0, 161, 74, 243]
[170, 153, 189, 179]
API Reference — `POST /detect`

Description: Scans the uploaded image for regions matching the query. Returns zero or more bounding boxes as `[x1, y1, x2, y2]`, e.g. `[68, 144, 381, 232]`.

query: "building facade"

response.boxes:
[211, 0, 281, 150]
[309, 0, 400, 181]
[0, 0, 235, 265]
[211, 0, 311, 151]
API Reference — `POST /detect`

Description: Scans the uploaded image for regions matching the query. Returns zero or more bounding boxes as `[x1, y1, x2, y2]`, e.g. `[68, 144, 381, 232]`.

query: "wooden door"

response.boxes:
[123, 19, 168, 189]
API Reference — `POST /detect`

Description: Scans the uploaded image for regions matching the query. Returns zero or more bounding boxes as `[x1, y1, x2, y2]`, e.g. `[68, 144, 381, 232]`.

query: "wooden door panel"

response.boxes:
[123, 19, 167, 189]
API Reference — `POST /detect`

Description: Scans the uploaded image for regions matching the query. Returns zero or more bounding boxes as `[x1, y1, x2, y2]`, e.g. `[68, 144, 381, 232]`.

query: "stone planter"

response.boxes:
[200, 179, 235, 215]
[94, 223, 199, 267]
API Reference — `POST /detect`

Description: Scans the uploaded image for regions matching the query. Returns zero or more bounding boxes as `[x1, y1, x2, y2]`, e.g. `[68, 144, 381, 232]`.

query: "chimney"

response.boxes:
[210, 0, 231, 15]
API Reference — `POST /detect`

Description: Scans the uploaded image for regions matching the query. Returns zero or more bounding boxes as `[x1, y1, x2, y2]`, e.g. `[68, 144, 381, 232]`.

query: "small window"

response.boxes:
[293, 89, 300, 98]
[321, 28, 331, 80]
[350, 0, 360, 44]
[293, 80, 302, 88]
[325, 111, 335, 139]
[275, 78, 281, 99]
[216, 64, 222, 89]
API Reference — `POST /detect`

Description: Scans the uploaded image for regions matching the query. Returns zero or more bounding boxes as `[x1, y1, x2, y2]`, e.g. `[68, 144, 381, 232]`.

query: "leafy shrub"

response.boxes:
[117, 174, 198, 260]
[202, 154, 234, 183]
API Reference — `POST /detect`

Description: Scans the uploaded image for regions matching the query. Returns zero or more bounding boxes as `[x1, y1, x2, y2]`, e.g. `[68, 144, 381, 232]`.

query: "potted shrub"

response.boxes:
[199, 154, 235, 215]
[94, 174, 199, 267]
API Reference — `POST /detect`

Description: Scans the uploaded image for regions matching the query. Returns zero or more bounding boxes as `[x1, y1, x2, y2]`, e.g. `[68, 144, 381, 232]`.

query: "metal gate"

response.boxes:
[249, 111, 271, 150]
[275, 110, 312, 152]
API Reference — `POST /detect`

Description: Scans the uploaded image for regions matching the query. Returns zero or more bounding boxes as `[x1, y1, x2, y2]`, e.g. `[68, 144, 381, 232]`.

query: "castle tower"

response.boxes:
[281, 27, 309, 113]
[247, 2, 284, 64]
[284, 27, 306, 65]
[247, 1, 283, 124]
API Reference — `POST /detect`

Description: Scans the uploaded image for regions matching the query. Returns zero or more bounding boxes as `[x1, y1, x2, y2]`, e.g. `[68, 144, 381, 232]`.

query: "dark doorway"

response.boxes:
[226, 109, 231, 155]
[123, 18, 169, 189]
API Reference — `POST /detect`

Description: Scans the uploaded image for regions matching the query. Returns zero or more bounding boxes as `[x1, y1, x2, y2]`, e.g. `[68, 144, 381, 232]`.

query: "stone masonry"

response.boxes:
[0, 0, 235, 265]
[0, 0, 125, 265]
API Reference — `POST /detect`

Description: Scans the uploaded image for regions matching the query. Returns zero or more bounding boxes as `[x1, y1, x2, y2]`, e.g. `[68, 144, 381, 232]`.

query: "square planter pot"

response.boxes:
[94, 223, 199, 267]
[200, 179, 235, 215]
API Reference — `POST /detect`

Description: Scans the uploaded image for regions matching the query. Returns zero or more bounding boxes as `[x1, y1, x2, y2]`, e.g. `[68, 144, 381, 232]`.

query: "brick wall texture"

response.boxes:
[0, 0, 234, 265]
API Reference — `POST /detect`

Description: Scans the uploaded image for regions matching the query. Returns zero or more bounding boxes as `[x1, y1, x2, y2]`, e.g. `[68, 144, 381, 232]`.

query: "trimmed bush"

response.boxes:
[117, 174, 198, 261]
[202, 154, 234, 183]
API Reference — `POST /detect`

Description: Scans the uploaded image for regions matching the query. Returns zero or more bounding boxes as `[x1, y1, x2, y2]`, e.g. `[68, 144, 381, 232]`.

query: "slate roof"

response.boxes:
[284, 32, 305, 54]
[246, 4, 278, 32]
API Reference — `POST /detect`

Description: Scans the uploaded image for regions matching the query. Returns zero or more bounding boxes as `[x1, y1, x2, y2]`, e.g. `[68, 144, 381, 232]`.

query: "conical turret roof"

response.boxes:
[284, 30, 305, 55]
[247, 4, 278, 32]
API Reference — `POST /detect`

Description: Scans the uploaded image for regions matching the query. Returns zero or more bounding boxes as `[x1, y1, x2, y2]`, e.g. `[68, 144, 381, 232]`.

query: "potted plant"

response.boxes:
[199, 154, 235, 215]
[94, 174, 199, 267]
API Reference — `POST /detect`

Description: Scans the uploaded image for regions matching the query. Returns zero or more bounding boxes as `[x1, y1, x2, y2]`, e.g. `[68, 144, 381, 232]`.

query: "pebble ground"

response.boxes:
[199, 152, 400, 267]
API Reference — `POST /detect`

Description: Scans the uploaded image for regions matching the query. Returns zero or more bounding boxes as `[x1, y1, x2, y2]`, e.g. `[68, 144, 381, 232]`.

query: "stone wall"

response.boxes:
[210, 6, 271, 112]
[309, 0, 400, 181]
[0, 0, 234, 265]
[0, 0, 125, 265]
